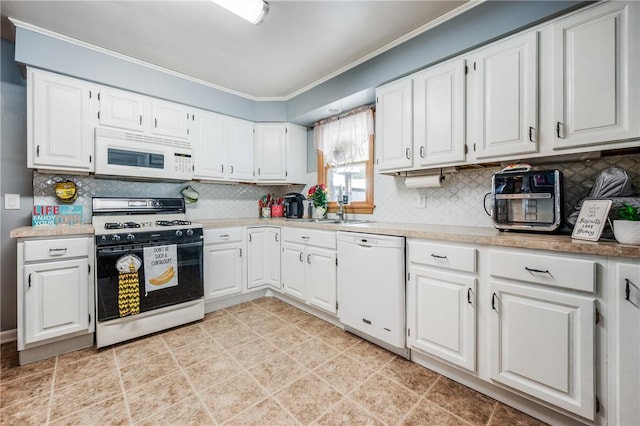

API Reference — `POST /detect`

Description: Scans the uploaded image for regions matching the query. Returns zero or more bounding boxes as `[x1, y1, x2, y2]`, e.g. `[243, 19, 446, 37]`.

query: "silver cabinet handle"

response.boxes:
[419, 146, 425, 158]
[529, 126, 535, 142]
[221, 164, 224, 173]
[405, 147, 411, 159]
[556, 122, 563, 139]
[219, 234, 230, 239]
[238, 248, 242, 257]
[275, 233, 279, 242]
[230, 165, 234, 174]
[307, 254, 311, 264]
[467, 288, 472, 304]
[139, 115, 142, 125]
[154, 118, 158, 128]
[491, 293, 497, 310]
[430, 253, 447, 260]
[299, 252, 303, 262]
[49, 248, 67, 256]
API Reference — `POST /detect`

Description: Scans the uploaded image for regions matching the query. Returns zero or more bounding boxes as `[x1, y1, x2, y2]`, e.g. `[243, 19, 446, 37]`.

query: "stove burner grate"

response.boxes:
[155, 220, 192, 226]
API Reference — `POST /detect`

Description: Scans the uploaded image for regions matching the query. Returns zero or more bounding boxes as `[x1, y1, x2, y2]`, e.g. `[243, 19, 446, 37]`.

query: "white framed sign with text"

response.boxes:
[571, 199, 613, 241]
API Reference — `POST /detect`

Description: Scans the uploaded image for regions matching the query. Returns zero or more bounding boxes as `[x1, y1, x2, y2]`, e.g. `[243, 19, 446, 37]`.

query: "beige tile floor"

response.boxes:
[1, 297, 547, 425]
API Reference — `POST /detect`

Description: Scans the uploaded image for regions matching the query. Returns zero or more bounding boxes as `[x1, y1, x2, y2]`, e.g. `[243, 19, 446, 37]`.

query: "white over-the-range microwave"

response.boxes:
[94, 127, 193, 180]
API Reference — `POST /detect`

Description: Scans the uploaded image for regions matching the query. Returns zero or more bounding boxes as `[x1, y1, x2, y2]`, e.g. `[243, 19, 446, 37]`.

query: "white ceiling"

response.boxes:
[1, 0, 470, 100]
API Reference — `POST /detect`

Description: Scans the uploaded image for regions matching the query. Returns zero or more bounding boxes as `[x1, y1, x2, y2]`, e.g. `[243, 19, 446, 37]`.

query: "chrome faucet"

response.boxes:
[336, 193, 349, 222]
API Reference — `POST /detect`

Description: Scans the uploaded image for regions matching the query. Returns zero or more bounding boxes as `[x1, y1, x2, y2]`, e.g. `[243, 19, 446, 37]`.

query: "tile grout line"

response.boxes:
[485, 400, 499, 426]
[112, 348, 135, 425]
[45, 355, 59, 425]
[420, 375, 486, 426]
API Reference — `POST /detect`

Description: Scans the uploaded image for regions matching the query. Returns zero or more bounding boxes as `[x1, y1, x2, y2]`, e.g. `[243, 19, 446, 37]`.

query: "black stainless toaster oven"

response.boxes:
[491, 169, 563, 232]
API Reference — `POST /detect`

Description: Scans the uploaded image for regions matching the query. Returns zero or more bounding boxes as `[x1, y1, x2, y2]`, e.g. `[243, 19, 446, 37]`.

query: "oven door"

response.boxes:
[95, 239, 203, 322]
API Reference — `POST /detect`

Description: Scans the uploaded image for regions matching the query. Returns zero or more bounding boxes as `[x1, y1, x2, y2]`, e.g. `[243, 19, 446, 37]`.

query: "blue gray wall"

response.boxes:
[1, 39, 31, 332]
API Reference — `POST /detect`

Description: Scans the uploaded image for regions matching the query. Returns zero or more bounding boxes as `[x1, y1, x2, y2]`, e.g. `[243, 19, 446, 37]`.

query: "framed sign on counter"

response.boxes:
[571, 199, 612, 241]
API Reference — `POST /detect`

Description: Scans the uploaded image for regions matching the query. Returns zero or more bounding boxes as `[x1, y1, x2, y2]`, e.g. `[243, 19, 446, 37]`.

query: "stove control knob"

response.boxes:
[99, 235, 108, 243]
[111, 234, 121, 242]
[126, 233, 135, 242]
[186, 228, 194, 237]
[175, 230, 184, 238]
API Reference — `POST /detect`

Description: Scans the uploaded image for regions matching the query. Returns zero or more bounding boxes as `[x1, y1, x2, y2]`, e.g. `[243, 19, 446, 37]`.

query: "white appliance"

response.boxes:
[337, 232, 406, 352]
[94, 128, 193, 180]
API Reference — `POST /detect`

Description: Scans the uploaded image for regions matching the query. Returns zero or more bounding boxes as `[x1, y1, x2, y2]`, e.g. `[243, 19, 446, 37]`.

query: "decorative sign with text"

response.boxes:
[32, 205, 83, 227]
[571, 200, 612, 241]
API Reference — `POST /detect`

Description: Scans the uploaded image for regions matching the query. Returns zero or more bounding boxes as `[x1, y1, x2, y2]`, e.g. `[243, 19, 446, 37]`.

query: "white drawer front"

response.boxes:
[204, 228, 242, 244]
[489, 250, 596, 292]
[408, 240, 476, 273]
[24, 237, 90, 262]
[282, 227, 336, 249]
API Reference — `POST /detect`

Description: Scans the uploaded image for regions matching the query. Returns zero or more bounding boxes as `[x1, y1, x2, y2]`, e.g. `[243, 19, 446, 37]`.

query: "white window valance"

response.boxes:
[314, 107, 374, 167]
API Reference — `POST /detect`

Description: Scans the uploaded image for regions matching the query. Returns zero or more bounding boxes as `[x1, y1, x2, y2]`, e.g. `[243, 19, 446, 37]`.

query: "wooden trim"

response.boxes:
[317, 134, 375, 215]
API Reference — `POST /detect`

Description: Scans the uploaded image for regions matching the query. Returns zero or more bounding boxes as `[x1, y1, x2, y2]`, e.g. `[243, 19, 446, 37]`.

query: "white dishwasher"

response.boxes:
[337, 232, 406, 351]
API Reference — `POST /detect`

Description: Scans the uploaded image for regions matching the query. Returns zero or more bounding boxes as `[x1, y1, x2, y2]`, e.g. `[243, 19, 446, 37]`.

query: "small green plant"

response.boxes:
[615, 203, 640, 221]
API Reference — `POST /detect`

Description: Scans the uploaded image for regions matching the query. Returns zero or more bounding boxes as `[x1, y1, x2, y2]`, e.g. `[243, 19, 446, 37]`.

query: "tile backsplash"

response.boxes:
[33, 153, 639, 228]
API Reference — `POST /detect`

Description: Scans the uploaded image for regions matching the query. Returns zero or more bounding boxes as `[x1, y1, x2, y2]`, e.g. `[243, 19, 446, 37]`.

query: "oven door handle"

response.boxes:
[97, 240, 202, 255]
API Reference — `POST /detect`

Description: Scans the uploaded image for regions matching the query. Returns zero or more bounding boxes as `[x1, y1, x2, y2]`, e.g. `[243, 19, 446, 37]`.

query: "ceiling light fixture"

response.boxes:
[211, 0, 269, 25]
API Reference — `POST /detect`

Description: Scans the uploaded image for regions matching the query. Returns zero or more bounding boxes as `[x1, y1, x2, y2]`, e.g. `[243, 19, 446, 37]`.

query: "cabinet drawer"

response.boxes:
[489, 250, 596, 292]
[408, 239, 476, 273]
[282, 227, 336, 249]
[24, 237, 90, 262]
[204, 228, 242, 244]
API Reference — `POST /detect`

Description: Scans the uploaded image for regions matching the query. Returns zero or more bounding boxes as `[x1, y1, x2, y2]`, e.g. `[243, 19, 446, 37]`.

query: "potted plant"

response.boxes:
[612, 203, 640, 245]
[308, 184, 328, 218]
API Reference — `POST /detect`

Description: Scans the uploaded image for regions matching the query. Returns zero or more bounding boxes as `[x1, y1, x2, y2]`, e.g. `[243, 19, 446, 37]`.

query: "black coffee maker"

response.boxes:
[283, 193, 305, 218]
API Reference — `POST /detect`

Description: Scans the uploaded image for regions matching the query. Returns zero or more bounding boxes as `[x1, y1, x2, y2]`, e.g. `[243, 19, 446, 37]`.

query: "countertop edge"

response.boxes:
[10, 220, 640, 259]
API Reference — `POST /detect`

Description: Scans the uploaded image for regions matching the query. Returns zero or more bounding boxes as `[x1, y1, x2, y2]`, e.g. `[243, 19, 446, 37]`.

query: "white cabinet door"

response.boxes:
[281, 242, 306, 301]
[204, 243, 243, 300]
[413, 59, 466, 166]
[265, 228, 281, 289]
[408, 266, 476, 371]
[306, 246, 337, 314]
[98, 87, 145, 132]
[473, 31, 538, 159]
[285, 124, 308, 184]
[193, 111, 226, 180]
[151, 99, 190, 139]
[247, 228, 281, 289]
[375, 79, 413, 171]
[227, 118, 255, 181]
[28, 69, 96, 171]
[490, 280, 595, 420]
[23, 258, 89, 344]
[610, 261, 640, 426]
[552, 2, 640, 149]
[255, 124, 287, 181]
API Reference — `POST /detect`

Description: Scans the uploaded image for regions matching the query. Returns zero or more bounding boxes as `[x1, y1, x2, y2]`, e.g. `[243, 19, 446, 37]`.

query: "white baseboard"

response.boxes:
[1, 329, 17, 344]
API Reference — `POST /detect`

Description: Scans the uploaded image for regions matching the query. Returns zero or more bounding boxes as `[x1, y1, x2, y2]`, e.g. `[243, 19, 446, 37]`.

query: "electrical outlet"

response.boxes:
[4, 194, 20, 210]
[417, 193, 426, 208]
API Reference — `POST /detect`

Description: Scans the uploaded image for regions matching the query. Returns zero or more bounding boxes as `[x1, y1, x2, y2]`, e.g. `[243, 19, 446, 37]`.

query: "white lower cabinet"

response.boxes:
[406, 240, 477, 371]
[608, 260, 640, 426]
[488, 249, 597, 421]
[281, 228, 337, 314]
[246, 227, 281, 289]
[17, 236, 94, 352]
[203, 228, 245, 300]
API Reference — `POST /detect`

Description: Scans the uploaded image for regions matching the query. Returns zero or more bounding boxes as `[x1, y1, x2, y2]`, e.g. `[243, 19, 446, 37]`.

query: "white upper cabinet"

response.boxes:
[227, 117, 256, 181]
[552, 1, 639, 149]
[192, 111, 255, 182]
[255, 123, 287, 181]
[375, 79, 413, 171]
[151, 99, 191, 140]
[413, 59, 466, 167]
[98, 87, 145, 132]
[470, 31, 539, 159]
[192, 110, 226, 180]
[255, 123, 307, 184]
[28, 68, 97, 172]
